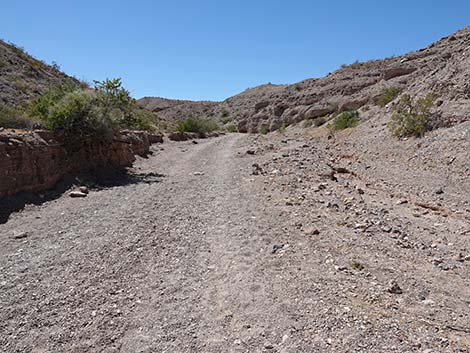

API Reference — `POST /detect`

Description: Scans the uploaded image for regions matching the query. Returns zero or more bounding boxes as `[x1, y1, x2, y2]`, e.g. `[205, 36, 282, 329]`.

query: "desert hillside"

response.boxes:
[140, 27, 470, 133]
[0, 40, 78, 107]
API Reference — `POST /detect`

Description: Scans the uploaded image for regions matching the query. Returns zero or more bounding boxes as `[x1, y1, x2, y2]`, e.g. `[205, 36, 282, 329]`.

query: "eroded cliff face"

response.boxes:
[0, 130, 157, 198]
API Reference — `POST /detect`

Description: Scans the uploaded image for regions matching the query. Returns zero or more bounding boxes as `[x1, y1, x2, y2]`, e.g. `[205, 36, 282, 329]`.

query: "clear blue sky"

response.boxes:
[1, 1, 469, 101]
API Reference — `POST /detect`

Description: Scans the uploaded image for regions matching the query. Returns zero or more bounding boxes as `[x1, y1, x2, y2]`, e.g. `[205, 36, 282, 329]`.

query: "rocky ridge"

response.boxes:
[139, 27, 470, 133]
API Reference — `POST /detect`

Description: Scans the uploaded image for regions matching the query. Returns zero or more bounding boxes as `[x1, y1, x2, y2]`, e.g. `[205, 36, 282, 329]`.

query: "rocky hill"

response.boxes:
[0, 40, 78, 107]
[140, 27, 470, 133]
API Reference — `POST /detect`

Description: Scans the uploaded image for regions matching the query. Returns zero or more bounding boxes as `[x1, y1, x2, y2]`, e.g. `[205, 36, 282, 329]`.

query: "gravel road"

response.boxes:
[1, 133, 469, 352]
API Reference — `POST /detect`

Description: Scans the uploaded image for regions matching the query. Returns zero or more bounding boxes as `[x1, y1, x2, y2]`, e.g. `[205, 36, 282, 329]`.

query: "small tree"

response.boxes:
[389, 93, 435, 137]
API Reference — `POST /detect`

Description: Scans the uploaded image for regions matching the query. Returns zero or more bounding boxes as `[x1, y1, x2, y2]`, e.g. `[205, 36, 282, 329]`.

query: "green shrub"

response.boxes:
[26, 82, 79, 120]
[331, 110, 359, 131]
[0, 58, 7, 70]
[351, 261, 364, 271]
[221, 109, 230, 118]
[260, 126, 269, 135]
[222, 117, 232, 124]
[376, 87, 401, 107]
[26, 78, 156, 134]
[177, 117, 219, 133]
[278, 122, 287, 134]
[42, 90, 96, 132]
[294, 84, 302, 91]
[389, 93, 435, 137]
[0, 104, 38, 129]
[225, 124, 238, 133]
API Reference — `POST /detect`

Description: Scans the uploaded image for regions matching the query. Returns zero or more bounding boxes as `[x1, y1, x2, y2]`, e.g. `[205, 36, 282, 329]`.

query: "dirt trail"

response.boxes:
[0, 133, 469, 352]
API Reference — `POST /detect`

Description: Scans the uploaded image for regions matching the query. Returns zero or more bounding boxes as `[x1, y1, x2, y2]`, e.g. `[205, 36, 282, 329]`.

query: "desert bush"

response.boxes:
[0, 104, 38, 129]
[42, 90, 98, 132]
[27, 78, 155, 134]
[331, 110, 359, 131]
[225, 124, 238, 133]
[294, 84, 302, 91]
[388, 93, 435, 137]
[26, 82, 79, 120]
[376, 87, 401, 107]
[221, 109, 230, 118]
[260, 126, 269, 135]
[221, 116, 232, 124]
[177, 117, 219, 133]
[278, 122, 287, 134]
[0, 58, 7, 70]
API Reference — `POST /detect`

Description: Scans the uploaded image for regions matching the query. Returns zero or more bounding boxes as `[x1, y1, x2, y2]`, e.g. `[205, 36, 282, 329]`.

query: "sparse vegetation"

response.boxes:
[294, 84, 302, 91]
[303, 119, 314, 128]
[26, 78, 156, 134]
[221, 109, 230, 118]
[351, 261, 365, 271]
[314, 116, 328, 127]
[278, 122, 287, 134]
[222, 117, 232, 124]
[260, 126, 269, 135]
[225, 124, 238, 133]
[0, 103, 38, 129]
[376, 87, 401, 107]
[388, 93, 435, 137]
[0, 58, 7, 70]
[330, 110, 359, 131]
[177, 117, 219, 133]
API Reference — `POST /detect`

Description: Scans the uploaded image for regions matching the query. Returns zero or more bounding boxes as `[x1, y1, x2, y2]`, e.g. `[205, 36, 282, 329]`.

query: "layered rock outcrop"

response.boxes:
[0, 130, 161, 198]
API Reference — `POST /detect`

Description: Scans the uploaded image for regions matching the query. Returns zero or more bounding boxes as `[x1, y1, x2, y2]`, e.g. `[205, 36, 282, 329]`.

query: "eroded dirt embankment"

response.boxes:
[0, 129, 161, 198]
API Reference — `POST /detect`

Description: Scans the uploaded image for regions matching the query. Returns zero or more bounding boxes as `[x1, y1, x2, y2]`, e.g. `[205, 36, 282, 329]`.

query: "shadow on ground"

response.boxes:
[0, 169, 165, 224]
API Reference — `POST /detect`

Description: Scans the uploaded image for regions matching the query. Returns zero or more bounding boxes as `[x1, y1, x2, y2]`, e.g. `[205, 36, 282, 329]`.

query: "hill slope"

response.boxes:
[140, 27, 470, 133]
[0, 40, 78, 108]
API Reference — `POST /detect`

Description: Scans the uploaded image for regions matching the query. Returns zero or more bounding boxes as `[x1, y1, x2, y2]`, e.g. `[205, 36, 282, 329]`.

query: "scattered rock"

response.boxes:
[193, 172, 204, 176]
[246, 150, 255, 155]
[69, 191, 87, 198]
[304, 227, 320, 235]
[79, 186, 89, 194]
[192, 140, 199, 144]
[11, 231, 29, 239]
[252, 163, 263, 175]
[271, 244, 284, 254]
[456, 254, 470, 262]
[388, 281, 403, 294]
[435, 187, 444, 195]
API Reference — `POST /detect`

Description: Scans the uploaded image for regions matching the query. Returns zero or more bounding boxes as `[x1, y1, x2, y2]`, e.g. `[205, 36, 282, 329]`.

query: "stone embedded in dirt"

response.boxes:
[252, 163, 263, 175]
[246, 150, 255, 155]
[304, 227, 320, 235]
[456, 254, 470, 262]
[192, 140, 198, 144]
[396, 199, 408, 205]
[11, 231, 29, 239]
[388, 281, 403, 294]
[193, 172, 204, 176]
[69, 191, 88, 198]
[79, 186, 89, 194]
[435, 187, 444, 195]
[271, 244, 284, 254]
